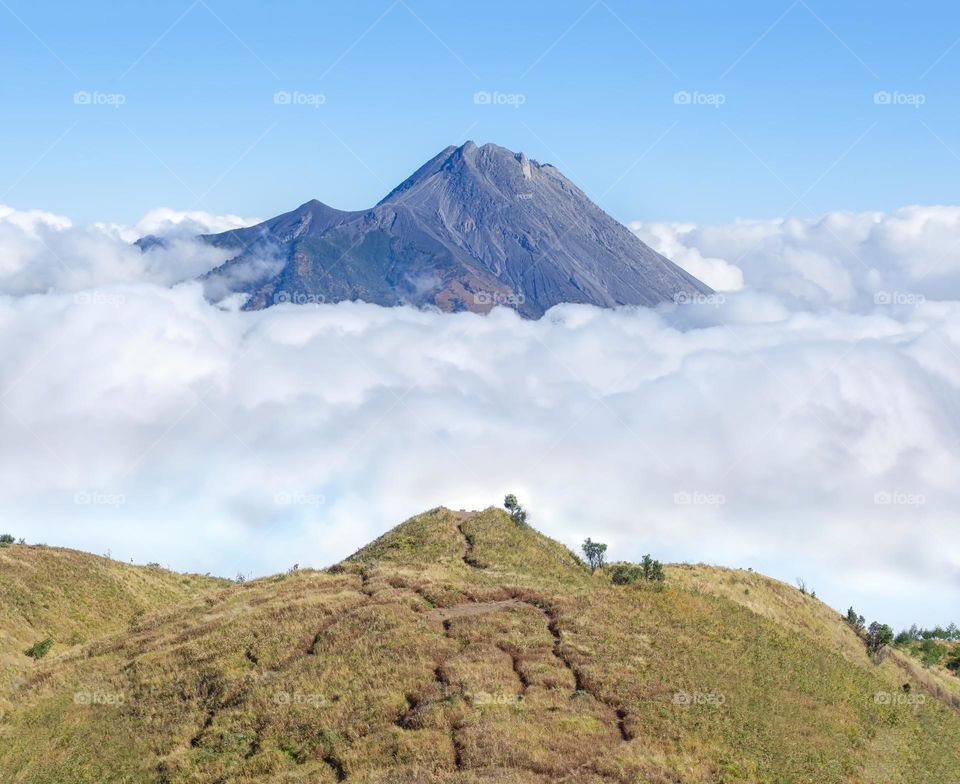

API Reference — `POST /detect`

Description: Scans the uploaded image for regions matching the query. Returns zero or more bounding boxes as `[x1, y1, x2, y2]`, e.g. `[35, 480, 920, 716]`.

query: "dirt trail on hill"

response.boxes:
[425, 599, 520, 622]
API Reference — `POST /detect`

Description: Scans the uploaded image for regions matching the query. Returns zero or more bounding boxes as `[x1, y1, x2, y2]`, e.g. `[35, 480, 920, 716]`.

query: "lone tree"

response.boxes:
[581, 538, 607, 572]
[503, 494, 528, 526]
[845, 607, 866, 634]
[866, 622, 894, 658]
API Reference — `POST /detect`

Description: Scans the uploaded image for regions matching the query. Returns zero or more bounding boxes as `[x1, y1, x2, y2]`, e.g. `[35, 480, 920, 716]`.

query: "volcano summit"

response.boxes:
[198, 142, 710, 317]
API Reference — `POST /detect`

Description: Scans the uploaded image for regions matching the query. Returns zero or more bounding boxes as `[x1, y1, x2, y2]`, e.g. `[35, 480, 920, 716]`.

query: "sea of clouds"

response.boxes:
[1, 204, 959, 627]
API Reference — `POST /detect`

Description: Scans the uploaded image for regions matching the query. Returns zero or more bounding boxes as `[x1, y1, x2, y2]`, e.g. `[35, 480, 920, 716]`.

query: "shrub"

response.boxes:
[24, 639, 53, 659]
[641, 554, 665, 582]
[611, 564, 643, 584]
[946, 652, 960, 673]
[581, 538, 607, 571]
[894, 630, 913, 646]
[612, 556, 666, 584]
[866, 622, 894, 658]
[919, 639, 948, 668]
[845, 607, 866, 634]
[0, 533, 14, 547]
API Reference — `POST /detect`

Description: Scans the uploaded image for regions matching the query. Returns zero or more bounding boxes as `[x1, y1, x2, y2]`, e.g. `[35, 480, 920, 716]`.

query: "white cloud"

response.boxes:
[0, 205, 258, 296]
[97, 208, 259, 244]
[0, 205, 958, 628]
[630, 221, 744, 292]
[632, 205, 960, 308]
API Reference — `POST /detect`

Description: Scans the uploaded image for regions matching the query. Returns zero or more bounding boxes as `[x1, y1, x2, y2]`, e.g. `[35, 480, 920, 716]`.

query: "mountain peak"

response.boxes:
[199, 142, 711, 316]
[378, 142, 545, 205]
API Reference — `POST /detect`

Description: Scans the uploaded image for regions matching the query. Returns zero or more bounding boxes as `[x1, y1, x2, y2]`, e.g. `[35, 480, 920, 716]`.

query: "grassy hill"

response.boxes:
[0, 508, 958, 783]
[0, 543, 229, 718]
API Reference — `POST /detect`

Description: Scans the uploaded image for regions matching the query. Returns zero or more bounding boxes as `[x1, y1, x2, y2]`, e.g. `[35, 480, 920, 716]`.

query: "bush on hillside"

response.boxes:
[641, 554, 665, 582]
[845, 607, 866, 634]
[610, 555, 666, 585]
[610, 564, 643, 584]
[0, 533, 14, 546]
[24, 639, 53, 660]
[866, 622, 894, 658]
[894, 630, 913, 646]
[919, 639, 948, 668]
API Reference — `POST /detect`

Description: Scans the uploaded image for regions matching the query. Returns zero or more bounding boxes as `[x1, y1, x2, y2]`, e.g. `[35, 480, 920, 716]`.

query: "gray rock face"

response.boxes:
[200, 142, 710, 316]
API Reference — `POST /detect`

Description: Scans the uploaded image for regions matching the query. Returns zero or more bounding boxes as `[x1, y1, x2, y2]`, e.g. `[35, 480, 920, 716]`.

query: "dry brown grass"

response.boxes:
[0, 507, 958, 783]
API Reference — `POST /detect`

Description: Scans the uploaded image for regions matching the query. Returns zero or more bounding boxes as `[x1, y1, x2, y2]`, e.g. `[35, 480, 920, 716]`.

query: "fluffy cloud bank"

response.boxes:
[0, 207, 255, 296]
[0, 204, 958, 627]
[631, 205, 960, 308]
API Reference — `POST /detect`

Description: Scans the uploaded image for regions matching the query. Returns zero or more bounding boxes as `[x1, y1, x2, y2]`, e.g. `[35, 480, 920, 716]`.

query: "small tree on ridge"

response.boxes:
[503, 494, 528, 526]
[581, 538, 607, 572]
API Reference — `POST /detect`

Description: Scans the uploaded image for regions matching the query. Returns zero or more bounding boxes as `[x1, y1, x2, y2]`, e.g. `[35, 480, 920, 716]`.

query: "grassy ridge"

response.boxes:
[0, 508, 957, 783]
[0, 544, 228, 721]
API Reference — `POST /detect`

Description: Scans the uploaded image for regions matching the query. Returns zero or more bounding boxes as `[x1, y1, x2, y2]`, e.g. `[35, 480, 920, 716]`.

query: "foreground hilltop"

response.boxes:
[196, 142, 710, 317]
[0, 507, 958, 783]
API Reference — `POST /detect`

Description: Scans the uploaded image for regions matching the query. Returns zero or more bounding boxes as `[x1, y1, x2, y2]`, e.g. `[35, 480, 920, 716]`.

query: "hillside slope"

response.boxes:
[0, 509, 957, 783]
[0, 544, 228, 715]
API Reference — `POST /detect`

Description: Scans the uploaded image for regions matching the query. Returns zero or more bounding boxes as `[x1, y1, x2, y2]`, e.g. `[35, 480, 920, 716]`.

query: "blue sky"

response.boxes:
[2, 0, 959, 225]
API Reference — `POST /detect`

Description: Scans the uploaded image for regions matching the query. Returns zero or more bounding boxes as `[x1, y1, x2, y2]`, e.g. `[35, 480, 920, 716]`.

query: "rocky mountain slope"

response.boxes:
[199, 143, 710, 317]
[0, 508, 958, 783]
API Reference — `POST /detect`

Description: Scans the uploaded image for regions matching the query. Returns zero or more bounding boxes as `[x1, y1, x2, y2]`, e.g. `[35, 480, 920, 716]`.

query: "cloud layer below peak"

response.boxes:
[0, 204, 958, 628]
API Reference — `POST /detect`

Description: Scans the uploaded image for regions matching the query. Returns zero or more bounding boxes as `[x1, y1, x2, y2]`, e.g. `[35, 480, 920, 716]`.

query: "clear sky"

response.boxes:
[2, 0, 959, 225]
